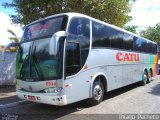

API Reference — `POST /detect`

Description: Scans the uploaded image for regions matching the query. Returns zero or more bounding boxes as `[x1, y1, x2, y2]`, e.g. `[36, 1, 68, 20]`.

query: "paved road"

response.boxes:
[0, 86, 21, 105]
[0, 75, 160, 119]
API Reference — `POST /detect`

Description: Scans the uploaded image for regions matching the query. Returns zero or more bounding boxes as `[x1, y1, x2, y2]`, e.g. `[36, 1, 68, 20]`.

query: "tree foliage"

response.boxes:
[7, 29, 20, 52]
[140, 23, 160, 44]
[7, 29, 20, 43]
[140, 23, 160, 54]
[124, 25, 138, 34]
[3, 0, 132, 27]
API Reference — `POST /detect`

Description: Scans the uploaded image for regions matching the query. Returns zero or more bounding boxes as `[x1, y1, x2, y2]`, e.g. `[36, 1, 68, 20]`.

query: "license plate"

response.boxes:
[28, 95, 36, 101]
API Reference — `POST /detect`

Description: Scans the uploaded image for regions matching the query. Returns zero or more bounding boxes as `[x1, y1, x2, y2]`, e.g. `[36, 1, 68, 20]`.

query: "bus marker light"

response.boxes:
[65, 84, 69, 87]
[90, 75, 94, 79]
[83, 65, 88, 70]
[86, 80, 90, 83]
[65, 84, 72, 87]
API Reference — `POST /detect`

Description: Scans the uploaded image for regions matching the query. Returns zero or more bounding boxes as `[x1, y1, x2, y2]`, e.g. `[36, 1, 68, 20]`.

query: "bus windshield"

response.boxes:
[16, 16, 67, 81]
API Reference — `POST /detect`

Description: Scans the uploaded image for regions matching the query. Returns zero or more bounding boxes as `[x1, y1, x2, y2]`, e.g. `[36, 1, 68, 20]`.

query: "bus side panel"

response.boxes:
[64, 70, 93, 104]
[122, 64, 140, 86]
[140, 53, 158, 78]
[64, 48, 123, 104]
[106, 66, 122, 90]
[120, 51, 140, 86]
[87, 49, 123, 91]
[149, 54, 158, 76]
[139, 53, 148, 80]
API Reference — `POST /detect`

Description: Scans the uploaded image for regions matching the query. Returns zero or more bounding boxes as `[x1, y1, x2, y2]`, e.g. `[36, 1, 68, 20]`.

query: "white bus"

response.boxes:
[2, 13, 158, 106]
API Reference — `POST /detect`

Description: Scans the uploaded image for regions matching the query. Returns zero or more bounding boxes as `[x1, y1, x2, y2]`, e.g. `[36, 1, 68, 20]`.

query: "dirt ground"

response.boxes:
[0, 85, 16, 99]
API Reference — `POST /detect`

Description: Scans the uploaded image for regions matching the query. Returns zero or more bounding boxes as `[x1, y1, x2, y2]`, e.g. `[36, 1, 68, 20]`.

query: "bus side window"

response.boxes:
[67, 17, 90, 76]
[66, 42, 81, 76]
[110, 30, 123, 49]
[133, 37, 148, 53]
[92, 21, 111, 48]
[152, 43, 158, 54]
[123, 34, 133, 51]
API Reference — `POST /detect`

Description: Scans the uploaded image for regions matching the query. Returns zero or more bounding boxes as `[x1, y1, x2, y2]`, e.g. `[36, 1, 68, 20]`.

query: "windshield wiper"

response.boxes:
[19, 55, 29, 79]
[19, 45, 32, 79]
[19, 46, 44, 80]
[32, 46, 44, 80]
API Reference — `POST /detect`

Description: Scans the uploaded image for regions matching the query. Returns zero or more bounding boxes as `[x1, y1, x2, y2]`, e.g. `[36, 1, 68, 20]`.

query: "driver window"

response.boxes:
[66, 42, 81, 76]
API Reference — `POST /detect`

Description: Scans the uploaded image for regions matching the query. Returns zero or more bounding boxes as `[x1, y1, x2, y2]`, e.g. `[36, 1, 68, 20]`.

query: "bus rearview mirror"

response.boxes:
[49, 31, 67, 55]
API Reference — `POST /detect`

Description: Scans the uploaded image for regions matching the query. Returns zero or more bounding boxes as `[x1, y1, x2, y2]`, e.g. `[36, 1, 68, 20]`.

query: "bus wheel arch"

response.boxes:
[141, 68, 148, 86]
[148, 68, 153, 82]
[149, 68, 153, 76]
[88, 73, 107, 105]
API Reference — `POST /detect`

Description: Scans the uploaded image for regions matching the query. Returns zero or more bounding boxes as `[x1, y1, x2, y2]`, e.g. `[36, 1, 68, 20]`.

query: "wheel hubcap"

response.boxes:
[93, 85, 102, 100]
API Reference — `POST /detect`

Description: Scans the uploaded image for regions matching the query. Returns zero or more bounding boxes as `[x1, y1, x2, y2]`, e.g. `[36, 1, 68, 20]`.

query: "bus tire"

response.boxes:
[147, 70, 152, 83]
[141, 70, 147, 86]
[88, 81, 104, 106]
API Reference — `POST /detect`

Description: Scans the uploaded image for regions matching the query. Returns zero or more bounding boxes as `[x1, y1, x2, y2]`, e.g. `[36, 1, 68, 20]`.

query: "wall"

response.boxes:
[0, 52, 16, 85]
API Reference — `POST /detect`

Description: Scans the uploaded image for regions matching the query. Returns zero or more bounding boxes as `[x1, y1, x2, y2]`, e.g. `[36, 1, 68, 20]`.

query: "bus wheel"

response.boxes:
[141, 71, 147, 86]
[88, 81, 104, 106]
[147, 70, 152, 83]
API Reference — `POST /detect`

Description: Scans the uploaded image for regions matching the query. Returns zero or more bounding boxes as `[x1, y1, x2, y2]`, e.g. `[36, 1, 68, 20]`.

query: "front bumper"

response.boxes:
[16, 90, 67, 106]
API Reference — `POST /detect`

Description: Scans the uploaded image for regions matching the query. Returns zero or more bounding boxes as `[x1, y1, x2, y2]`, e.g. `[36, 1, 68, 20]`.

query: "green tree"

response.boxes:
[140, 23, 160, 43]
[7, 29, 20, 52]
[7, 29, 20, 43]
[140, 23, 160, 54]
[124, 25, 138, 34]
[3, 0, 132, 27]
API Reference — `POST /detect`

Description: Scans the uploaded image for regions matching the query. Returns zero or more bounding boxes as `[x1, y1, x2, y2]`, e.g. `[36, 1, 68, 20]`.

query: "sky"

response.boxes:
[0, 0, 23, 46]
[0, 0, 160, 45]
[129, 0, 160, 30]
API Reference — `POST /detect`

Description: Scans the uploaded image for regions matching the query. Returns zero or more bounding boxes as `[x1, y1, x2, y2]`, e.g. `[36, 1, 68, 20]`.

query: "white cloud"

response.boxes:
[0, 12, 23, 45]
[129, 0, 160, 30]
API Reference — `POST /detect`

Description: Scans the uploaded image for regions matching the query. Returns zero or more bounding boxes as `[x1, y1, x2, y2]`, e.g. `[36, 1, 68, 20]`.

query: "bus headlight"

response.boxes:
[44, 87, 62, 93]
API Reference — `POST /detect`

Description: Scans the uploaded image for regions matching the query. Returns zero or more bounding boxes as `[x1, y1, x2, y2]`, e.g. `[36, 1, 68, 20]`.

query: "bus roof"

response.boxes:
[25, 12, 157, 45]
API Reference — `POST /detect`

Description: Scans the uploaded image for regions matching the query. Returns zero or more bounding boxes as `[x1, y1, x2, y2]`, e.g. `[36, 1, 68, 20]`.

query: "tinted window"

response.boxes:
[148, 42, 152, 53]
[92, 21, 155, 53]
[92, 21, 125, 49]
[92, 21, 110, 47]
[152, 43, 157, 54]
[67, 17, 90, 76]
[16, 38, 64, 81]
[123, 34, 133, 50]
[111, 30, 123, 49]
[133, 37, 147, 52]
[147, 42, 157, 54]
[68, 18, 90, 48]
[66, 42, 81, 76]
